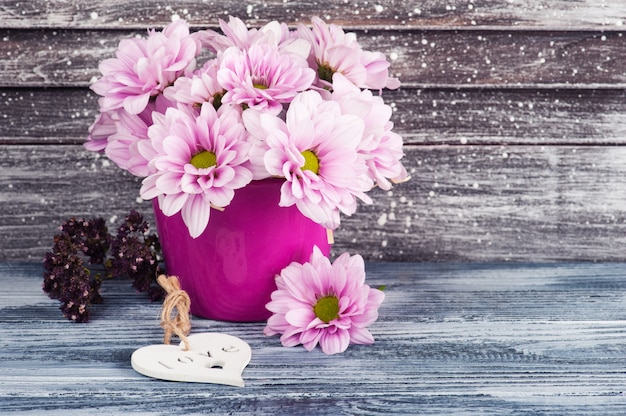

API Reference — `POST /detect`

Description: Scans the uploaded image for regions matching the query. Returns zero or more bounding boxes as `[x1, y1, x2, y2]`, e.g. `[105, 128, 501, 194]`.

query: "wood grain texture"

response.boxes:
[1, 2, 626, 262]
[3, 87, 626, 145]
[1, 262, 625, 415]
[1, 144, 625, 262]
[1, 0, 625, 30]
[341, 145, 626, 262]
[2, 28, 626, 88]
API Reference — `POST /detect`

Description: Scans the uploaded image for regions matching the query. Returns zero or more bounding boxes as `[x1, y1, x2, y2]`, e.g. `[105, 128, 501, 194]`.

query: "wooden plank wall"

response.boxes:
[1, 1, 625, 262]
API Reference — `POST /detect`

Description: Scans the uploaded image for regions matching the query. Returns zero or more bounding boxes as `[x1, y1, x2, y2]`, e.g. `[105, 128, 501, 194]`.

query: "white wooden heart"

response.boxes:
[131, 332, 251, 387]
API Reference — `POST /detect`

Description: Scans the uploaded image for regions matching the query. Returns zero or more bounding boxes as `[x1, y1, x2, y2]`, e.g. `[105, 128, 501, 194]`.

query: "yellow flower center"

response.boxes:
[301, 150, 320, 174]
[190, 150, 217, 169]
[313, 295, 340, 323]
[212, 92, 224, 110]
[317, 63, 336, 83]
[253, 83, 268, 90]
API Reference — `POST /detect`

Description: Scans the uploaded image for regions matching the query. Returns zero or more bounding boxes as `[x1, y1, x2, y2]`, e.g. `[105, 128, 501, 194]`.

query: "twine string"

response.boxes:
[157, 274, 191, 351]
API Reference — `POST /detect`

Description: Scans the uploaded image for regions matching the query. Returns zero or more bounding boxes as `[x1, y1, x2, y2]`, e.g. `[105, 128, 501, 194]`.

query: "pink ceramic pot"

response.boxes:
[152, 179, 332, 322]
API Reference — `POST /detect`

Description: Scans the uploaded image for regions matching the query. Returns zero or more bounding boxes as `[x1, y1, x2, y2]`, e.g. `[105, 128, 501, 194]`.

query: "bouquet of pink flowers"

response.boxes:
[83, 16, 406, 354]
[86, 16, 407, 238]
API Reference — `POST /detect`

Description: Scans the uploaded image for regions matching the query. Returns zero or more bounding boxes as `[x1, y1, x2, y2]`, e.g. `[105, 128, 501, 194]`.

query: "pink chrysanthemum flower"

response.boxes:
[331, 73, 408, 189]
[104, 110, 151, 176]
[243, 90, 373, 229]
[217, 43, 315, 114]
[196, 15, 292, 53]
[139, 103, 253, 238]
[163, 60, 226, 111]
[297, 16, 400, 91]
[264, 246, 385, 355]
[91, 19, 200, 115]
[104, 107, 156, 177]
[85, 111, 117, 152]
[85, 96, 172, 177]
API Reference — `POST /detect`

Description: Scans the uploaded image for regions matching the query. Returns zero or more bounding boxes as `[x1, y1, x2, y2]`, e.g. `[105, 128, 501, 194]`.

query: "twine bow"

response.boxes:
[157, 274, 191, 351]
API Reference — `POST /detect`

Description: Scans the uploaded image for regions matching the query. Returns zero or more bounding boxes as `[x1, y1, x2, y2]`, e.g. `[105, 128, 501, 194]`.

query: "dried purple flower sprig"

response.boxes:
[43, 210, 164, 322]
[109, 210, 163, 301]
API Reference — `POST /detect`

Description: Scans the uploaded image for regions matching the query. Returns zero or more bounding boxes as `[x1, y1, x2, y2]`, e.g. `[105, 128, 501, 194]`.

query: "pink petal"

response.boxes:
[123, 93, 151, 115]
[264, 313, 289, 336]
[159, 192, 188, 216]
[351, 288, 384, 327]
[318, 328, 350, 355]
[280, 326, 306, 347]
[348, 326, 375, 345]
[181, 194, 211, 238]
[140, 174, 161, 200]
[285, 307, 316, 328]
[156, 171, 184, 194]
[265, 291, 302, 314]
[281, 263, 318, 304]
[300, 328, 322, 351]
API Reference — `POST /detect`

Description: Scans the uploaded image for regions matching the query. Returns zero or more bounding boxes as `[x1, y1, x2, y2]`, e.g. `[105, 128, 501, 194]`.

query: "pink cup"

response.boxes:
[152, 179, 332, 322]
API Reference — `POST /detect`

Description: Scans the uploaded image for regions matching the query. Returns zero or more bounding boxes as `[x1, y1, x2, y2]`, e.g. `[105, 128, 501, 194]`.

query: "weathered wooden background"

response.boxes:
[1, 1, 626, 262]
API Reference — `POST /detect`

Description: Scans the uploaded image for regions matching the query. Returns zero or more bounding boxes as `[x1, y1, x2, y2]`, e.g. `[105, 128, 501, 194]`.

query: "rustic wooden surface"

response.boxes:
[2, 4, 624, 415]
[1, 1, 625, 30]
[1, 262, 625, 415]
[1, 1, 626, 262]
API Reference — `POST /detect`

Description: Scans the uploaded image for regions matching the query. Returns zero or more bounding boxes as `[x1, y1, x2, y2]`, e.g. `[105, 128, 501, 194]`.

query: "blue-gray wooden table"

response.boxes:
[1, 262, 625, 415]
